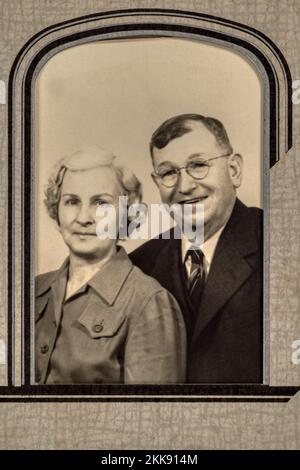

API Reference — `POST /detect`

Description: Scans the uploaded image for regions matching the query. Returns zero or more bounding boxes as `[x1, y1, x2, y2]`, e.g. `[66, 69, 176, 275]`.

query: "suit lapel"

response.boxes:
[191, 199, 259, 347]
[151, 237, 185, 300]
[150, 237, 193, 332]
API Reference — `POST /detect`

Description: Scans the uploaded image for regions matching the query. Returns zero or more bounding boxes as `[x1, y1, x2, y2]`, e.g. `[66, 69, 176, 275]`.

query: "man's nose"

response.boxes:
[178, 168, 197, 194]
[76, 204, 94, 225]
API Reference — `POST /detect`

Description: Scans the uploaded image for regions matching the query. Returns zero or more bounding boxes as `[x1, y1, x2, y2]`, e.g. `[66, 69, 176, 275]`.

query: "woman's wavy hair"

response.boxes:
[44, 146, 143, 235]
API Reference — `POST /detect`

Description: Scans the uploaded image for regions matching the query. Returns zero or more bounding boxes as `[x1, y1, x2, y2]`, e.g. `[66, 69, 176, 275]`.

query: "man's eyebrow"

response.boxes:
[157, 154, 207, 169]
[187, 153, 206, 160]
[157, 160, 175, 168]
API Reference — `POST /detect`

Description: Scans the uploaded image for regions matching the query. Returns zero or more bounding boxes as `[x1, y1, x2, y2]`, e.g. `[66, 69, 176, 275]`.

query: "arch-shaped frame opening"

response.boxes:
[5, 9, 298, 401]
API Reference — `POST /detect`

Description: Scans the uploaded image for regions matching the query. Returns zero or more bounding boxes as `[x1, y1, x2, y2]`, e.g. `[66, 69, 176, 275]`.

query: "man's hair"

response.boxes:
[150, 113, 233, 159]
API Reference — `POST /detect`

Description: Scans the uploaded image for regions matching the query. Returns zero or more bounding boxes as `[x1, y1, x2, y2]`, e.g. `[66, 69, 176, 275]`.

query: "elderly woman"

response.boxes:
[35, 146, 186, 384]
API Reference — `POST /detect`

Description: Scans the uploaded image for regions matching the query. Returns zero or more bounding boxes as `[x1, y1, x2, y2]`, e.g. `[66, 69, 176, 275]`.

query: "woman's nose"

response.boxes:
[76, 204, 94, 225]
[178, 168, 197, 194]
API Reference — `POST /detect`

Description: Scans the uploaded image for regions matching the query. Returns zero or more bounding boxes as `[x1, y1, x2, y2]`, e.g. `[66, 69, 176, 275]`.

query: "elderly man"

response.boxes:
[130, 114, 263, 383]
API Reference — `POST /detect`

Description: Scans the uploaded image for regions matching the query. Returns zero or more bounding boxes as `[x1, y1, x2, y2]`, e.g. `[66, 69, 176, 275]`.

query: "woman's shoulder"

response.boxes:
[129, 264, 164, 292]
[127, 263, 177, 310]
[35, 269, 59, 297]
[125, 265, 184, 332]
[35, 268, 58, 282]
[35, 259, 69, 296]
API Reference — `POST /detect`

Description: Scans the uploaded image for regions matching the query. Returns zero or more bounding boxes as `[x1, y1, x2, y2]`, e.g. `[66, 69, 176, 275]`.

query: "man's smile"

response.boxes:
[178, 196, 208, 204]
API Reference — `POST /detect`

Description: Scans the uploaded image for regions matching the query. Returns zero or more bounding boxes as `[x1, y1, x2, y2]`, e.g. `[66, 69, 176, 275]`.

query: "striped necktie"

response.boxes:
[185, 249, 206, 307]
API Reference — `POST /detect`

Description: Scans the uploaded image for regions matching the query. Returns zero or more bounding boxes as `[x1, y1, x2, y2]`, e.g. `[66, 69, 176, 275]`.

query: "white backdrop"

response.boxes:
[35, 37, 263, 274]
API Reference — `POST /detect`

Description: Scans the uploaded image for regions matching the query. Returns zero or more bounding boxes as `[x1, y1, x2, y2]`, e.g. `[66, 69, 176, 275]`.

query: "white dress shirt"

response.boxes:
[181, 225, 226, 278]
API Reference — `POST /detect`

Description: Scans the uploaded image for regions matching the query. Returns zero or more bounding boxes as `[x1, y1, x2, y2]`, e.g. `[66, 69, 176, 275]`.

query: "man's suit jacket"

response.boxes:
[130, 198, 263, 383]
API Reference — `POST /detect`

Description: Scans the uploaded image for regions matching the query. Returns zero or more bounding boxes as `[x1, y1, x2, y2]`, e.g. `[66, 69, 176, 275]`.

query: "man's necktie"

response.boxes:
[185, 249, 206, 310]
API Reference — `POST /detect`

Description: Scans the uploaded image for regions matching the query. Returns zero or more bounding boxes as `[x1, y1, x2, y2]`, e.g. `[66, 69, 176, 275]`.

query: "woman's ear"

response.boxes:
[55, 209, 61, 232]
[228, 153, 243, 188]
[55, 221, 61, 232]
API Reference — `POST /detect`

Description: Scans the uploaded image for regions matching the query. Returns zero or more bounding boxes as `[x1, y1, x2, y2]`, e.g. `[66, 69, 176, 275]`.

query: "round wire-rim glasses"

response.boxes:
[152, 153, 232, 188]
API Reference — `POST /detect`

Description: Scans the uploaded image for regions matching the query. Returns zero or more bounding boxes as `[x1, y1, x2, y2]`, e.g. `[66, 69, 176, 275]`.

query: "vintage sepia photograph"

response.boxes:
[34, 37, 263, 385]
[1, 0, 300, 453]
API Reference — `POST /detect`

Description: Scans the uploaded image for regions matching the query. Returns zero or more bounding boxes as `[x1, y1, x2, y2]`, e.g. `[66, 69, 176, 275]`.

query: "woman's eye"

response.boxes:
[65, 199, 78, 206]
[94, 200, 107, 206]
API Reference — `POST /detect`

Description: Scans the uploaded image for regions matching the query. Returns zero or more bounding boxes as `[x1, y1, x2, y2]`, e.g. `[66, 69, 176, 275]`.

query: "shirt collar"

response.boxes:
[35, 246, 133, 306]
[181, 224, 226, 269]
[87, 246, 133, 305]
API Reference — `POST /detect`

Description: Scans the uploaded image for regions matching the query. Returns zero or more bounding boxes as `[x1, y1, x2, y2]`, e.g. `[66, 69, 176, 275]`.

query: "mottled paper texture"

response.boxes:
[0, 0, 300, 449]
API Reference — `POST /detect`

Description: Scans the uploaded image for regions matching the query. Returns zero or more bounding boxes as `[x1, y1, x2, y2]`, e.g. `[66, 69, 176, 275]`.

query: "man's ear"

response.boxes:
[228, 153, 243, 188]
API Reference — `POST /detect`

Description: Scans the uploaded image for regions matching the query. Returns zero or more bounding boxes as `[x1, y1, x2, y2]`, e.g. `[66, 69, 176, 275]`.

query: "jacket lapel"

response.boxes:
[35, 258, 69, 323]
[149, 237, 193, 334]
[35, 294, 50, 323]
[191, 199, 259, 347]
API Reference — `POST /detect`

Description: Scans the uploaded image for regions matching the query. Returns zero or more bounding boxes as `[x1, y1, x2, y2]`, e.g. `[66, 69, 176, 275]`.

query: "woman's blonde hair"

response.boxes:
[44, 146, 143, 228]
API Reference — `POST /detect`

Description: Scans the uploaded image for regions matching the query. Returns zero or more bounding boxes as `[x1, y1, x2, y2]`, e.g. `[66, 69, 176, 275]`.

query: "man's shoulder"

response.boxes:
[246, 203, 263, 221]
[129, 232, 176, 271]
[247, 205, 263, 216]
[130, 236, 164, 257]
[231, 199, 263, 232]
[226, 200, 263, 256]
[244, 204, 263, 235]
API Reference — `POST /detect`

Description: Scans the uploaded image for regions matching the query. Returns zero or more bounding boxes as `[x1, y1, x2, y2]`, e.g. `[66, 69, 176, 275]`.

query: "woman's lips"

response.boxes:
[73, 232, 96, 238]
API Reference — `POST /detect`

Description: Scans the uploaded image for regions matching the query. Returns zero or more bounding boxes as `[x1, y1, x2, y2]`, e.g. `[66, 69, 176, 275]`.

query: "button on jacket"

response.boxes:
[35, 247, 186, 384]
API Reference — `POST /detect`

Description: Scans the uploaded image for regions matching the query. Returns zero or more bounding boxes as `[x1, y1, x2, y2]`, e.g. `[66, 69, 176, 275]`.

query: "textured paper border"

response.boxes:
[0, 0, 299, 449]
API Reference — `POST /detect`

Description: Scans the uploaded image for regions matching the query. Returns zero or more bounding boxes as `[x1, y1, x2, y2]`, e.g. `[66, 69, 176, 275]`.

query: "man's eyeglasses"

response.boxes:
[152, 153, 231, 188]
